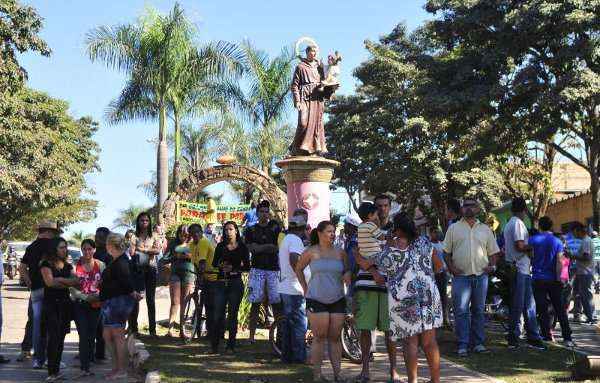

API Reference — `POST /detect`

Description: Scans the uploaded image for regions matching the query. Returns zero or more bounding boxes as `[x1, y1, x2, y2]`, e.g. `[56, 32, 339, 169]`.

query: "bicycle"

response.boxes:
[269, 313, 362, 364]
[181, 270, 219, 342]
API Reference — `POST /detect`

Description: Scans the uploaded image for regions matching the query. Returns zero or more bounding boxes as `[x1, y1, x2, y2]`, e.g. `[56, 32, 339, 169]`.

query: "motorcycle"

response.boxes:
[4, 250, 18, 280]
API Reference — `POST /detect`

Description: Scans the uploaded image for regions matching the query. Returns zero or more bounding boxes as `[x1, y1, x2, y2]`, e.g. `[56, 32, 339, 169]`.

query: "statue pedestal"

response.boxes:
[276, 156, 340, 229]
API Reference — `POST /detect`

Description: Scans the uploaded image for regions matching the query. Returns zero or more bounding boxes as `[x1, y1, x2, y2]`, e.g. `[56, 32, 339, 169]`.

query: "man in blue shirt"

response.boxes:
[530, 216, 574, 347]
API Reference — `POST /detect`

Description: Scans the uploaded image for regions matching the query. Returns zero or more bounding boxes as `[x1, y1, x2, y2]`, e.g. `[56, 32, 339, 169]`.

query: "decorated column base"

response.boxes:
[276, 156, 340, 229]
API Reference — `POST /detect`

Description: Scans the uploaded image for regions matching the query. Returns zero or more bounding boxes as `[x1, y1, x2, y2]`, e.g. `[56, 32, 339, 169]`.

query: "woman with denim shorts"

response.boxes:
[99, 233, 142, 380]
[166, 224, 196, 339]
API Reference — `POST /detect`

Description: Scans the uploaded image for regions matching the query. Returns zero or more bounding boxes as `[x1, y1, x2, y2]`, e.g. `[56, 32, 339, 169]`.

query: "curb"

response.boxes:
[127, 335, 159, 382]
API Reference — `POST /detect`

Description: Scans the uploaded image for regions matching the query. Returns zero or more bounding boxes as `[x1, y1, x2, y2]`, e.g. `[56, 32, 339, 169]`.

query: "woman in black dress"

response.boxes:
[40, 237, 79, 382]
[211, 221, 250, 353]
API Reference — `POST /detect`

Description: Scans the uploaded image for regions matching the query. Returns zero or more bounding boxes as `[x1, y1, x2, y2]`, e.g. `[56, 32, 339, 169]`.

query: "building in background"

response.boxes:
[493, 163, 590, 230]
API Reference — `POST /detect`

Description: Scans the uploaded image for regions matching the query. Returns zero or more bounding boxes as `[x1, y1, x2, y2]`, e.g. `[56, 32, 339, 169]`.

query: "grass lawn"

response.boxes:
[141, 330, 312, 383]
[437, 327, 600, 383]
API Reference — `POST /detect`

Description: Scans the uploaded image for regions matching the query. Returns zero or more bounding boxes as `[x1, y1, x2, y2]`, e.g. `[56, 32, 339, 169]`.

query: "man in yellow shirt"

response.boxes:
[443, 198, 500, 357]
[188, 224, 216, 341]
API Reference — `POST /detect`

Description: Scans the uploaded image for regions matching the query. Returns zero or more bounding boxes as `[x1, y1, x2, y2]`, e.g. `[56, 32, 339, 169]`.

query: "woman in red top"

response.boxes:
[72, 239, 105, 377]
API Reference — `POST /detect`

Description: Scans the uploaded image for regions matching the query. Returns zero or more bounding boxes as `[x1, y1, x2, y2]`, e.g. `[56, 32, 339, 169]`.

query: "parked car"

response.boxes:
[67, 246, 82, 265]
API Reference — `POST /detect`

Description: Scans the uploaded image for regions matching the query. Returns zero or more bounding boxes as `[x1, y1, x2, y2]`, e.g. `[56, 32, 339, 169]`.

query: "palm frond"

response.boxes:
[104, 79, 157, 124]
[86, 24, 141, 73]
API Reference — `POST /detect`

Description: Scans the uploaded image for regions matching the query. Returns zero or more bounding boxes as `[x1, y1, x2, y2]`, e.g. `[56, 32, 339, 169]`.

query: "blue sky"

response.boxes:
[19, 0, 430, 236]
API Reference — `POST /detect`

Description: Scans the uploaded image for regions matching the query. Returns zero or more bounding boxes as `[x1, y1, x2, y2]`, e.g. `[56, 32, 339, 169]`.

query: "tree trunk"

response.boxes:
[172, 111, 181, 191]
[589, 143, 600, 231]
[157, 105, 169, 223]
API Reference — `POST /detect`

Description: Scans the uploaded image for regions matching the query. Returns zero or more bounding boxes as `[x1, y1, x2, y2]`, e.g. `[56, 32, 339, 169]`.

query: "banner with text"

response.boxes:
[176, 201, 250, 225]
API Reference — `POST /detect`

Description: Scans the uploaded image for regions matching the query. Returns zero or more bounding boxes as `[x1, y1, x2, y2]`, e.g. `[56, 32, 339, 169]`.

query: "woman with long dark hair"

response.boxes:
[72, 239, 105, 377]
[166, 224, 196, 338]
[296, 221, 351, 382]
[367, 213, 444, 383]
[211, 221, 250, 353]
[128, 212, 160, 336]
[40, 237, 79, 382]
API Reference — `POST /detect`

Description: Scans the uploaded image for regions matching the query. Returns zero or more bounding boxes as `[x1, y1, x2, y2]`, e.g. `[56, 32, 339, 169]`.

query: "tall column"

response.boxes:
[276, 156, 340, 229]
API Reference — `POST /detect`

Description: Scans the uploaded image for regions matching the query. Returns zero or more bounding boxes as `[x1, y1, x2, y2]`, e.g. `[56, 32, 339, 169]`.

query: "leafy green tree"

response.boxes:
[0, 1, 97, 240]
[0, 0, 50, 93]
[86, 3, 242, 217]
[0, 89, 99, 239]
[421, 0, 600, 228]
[326, 25, 505, 225]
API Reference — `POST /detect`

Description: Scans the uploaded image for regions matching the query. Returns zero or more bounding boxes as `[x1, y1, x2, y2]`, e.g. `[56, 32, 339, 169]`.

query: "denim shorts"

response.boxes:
[102, 295, 135, 329]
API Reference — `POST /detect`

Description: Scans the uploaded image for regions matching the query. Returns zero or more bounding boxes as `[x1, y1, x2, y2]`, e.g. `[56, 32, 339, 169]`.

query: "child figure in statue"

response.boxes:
[321, 51, 342, 88]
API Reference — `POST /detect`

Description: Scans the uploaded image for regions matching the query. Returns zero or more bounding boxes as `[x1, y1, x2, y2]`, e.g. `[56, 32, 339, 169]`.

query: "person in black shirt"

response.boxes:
[94, 227, 112, 265]
[40, 237, 79, 382]
[93, 226, 111, 361]
[211, 221, 250, 353]
[100, 233, 142, 380]
[18, 220, 60, 368]
[244, 200, 282, 343]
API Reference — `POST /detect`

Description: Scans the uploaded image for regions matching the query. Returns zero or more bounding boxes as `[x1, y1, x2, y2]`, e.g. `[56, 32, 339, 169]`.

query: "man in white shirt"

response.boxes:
[503, 197, 544, 350]
[278, 215, 309, 363]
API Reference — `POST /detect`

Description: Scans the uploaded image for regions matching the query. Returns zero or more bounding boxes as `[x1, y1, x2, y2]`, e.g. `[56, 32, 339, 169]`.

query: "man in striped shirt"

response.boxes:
[354, 202, 400, 383]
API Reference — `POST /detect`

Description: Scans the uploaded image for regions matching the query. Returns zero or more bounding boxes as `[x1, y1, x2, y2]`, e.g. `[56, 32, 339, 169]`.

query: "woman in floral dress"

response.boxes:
[367, 213, 443, 383]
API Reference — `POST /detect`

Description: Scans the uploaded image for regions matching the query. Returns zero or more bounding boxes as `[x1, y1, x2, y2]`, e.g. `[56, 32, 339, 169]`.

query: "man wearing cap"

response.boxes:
[18, 220, 61, 368]
[444, 198, 500, 357]
[278, 215, 309, 363]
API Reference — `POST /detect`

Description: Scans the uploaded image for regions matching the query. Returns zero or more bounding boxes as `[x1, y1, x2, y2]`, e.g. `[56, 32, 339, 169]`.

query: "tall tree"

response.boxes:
[326, 25, 505, 225]
[86, 3, 242, 219]
[422, 0, 600, 228]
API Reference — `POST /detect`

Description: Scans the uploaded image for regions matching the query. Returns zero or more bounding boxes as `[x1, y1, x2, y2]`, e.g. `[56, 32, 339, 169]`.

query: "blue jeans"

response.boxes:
[280, 293, 307, 363]
[73, 303, 101, 371]
[452, 274, 488, 350]
[509, 272, 541, 341]
[576, 274, 596, 321]
[31, 288, 46, 364]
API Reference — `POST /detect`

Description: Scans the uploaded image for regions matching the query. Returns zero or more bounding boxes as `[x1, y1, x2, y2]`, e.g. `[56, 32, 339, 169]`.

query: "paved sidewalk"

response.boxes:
[321, 335, 503, 383]
[0, 279, 167, 382]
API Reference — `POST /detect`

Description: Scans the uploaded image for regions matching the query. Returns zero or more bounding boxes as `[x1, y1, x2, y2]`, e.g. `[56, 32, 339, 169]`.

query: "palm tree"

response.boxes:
[113, 204, 150, 230]
[69, 230, 90, 247]
[219, 42, 294, 175]
[169, 42, 243, 189]
[86, 3, 243, 219]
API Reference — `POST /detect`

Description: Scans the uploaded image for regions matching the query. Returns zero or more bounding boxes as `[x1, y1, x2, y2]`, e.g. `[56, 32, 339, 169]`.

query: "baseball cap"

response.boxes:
[344, 214, 361, 228]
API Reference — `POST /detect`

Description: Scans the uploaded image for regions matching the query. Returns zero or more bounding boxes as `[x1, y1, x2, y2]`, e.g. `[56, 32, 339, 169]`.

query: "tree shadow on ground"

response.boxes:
[437, 327, 598, 383]
[142, 336, 311, 383]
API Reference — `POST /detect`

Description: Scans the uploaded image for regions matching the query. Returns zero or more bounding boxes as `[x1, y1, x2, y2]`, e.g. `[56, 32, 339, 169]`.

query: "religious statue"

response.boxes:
[289, 38, 340, 156]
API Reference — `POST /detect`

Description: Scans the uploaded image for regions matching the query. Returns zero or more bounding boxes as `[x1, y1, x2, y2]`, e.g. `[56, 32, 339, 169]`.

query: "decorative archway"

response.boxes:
[161, 164, 288, 227]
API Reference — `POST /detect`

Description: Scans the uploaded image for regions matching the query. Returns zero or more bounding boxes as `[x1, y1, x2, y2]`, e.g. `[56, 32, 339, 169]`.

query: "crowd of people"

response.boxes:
[3, 194, 599, 383]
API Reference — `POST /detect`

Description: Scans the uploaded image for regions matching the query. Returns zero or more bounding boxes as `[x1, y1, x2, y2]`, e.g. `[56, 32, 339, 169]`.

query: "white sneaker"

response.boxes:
[564, 340, 576, 348]
[32, 360, 43, 369]
[473, 345, 490, 353]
